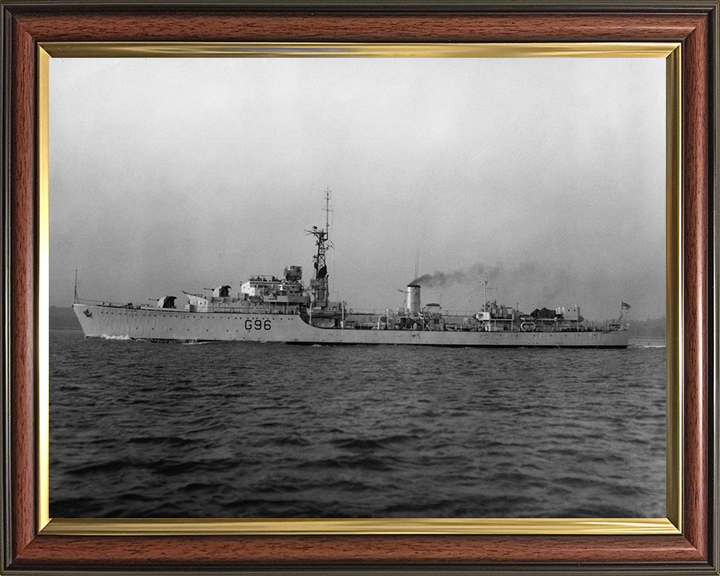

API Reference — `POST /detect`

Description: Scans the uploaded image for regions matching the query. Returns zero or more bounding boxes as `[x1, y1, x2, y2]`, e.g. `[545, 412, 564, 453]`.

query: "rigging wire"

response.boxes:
[436, 284, 481, 312]
[330, 243, 410, 297]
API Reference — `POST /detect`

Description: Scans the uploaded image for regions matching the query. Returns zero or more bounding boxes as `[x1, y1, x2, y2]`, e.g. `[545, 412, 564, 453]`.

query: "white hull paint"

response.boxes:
[73, 304, 630, 348]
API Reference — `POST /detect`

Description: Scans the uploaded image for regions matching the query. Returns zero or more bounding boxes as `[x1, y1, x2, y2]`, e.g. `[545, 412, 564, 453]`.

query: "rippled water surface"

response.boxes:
[50, 331, 665, 518]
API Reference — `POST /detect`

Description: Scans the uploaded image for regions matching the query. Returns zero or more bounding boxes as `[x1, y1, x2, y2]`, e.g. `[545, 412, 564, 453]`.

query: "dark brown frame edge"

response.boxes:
[0, 1, 717, 574]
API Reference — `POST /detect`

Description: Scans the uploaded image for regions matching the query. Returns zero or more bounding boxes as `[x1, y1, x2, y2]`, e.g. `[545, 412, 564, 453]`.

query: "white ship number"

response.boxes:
[244, 319, 271, 331]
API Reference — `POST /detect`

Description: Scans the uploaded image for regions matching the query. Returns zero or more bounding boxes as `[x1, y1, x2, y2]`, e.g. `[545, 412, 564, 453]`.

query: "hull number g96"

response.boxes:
[245, 319, 271, 331]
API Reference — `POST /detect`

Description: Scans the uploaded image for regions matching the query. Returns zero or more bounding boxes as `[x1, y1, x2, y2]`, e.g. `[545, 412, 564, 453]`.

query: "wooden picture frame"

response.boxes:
[1, 1, 718, 573]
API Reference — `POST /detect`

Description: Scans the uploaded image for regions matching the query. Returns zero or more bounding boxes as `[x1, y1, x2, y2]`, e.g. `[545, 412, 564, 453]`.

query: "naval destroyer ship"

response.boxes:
[73, 194, 631, 348]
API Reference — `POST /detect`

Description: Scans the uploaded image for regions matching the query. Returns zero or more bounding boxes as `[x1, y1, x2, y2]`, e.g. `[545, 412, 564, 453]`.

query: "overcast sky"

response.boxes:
[49, 57, 665, 320]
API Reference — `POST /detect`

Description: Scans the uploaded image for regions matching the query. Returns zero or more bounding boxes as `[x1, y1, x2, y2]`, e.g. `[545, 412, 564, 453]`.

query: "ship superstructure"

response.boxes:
[73, 192, 631, 348]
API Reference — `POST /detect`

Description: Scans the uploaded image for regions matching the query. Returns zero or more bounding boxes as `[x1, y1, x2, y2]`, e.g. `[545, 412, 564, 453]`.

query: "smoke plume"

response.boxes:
[409, 261, 648, 320]
[411, 264, 499, 288]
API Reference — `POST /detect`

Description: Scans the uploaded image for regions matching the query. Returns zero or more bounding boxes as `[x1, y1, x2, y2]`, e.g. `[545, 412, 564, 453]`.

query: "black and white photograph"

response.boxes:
[48, 55, 666, 519]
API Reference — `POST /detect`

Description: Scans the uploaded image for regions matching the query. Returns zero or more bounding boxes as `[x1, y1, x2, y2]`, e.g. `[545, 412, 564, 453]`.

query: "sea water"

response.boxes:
[49, 331, 666, 518]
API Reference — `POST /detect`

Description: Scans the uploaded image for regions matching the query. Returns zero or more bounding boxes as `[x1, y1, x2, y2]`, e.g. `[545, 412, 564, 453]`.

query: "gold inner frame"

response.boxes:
[37, 42, 682, 536]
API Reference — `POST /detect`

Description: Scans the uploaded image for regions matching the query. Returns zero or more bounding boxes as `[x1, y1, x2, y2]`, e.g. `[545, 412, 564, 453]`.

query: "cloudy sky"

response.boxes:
[49, 57, 665, 321]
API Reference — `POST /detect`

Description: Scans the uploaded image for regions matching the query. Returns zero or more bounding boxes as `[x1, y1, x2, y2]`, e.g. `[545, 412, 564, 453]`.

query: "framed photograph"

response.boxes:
[2, 1, 717, 574]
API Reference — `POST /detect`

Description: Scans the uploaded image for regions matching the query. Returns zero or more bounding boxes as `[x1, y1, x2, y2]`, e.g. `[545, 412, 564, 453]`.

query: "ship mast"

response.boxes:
[483, 277, 487, 311]
[323, 187, 332, 246]
[308, 189, 332, 308]
[481, 273, 496, 312]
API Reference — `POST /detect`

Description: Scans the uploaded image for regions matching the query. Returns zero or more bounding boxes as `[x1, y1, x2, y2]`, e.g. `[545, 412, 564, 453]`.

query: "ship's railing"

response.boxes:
[74, 297, 137, 308]
[74, 298, 304, 314]
[343, 309, 391, 316]
[194, 307, 303, 314]
[343, 308, 480, 317]
[442, 309, 482, 317]
[343, 308, 505, 318]
[74, 298, 625, 331]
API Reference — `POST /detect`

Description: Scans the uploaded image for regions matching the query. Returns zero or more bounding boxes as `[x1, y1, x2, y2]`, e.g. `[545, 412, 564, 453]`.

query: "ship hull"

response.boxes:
[73, 304, 630, 348]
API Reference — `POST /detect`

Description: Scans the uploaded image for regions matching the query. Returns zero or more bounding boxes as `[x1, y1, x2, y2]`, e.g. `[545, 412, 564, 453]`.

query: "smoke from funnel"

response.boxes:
[412, 264, 494, 288]
[409, 262, 623, 318]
